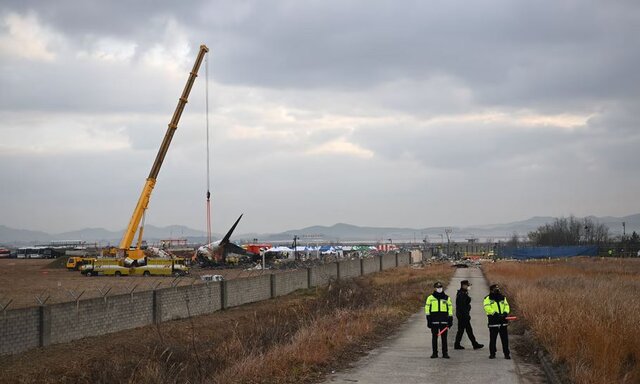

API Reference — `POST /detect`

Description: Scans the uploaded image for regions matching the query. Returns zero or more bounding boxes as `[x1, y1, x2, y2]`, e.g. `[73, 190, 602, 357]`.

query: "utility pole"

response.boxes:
[623, 222, 626, 237]
[293, 235, 299, 261]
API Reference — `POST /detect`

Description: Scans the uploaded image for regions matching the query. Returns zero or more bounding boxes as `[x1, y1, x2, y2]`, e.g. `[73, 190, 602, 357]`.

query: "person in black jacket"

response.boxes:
[454, 280, 484, 350]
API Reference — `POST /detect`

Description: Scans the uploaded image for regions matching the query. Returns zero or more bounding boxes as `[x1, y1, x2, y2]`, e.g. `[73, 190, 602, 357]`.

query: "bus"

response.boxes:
[16, 246, 69, 259]
[16, 247, 48, 259]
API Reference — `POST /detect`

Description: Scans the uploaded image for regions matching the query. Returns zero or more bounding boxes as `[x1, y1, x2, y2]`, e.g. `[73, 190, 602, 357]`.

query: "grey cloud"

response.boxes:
[3, 0, 639, 116]
[1, 0, 639, 234]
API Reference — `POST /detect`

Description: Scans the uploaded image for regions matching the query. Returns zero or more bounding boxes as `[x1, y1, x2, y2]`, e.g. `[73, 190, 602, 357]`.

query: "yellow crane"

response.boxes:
[115, 44, 209, 265]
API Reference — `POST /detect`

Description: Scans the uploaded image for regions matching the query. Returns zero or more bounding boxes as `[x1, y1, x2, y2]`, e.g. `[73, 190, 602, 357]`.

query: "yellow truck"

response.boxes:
[66, 256, 92, 271]
[79, 257, 189, 277]
[80, 258, 131, 276]
[129, 258, 189, 277]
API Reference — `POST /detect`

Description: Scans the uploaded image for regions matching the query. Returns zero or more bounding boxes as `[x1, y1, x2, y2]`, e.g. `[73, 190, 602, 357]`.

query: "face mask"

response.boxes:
[436, 288, 443, 293]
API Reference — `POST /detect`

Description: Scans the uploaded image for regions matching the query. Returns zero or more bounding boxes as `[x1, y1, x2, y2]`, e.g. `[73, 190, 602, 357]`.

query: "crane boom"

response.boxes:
[118, 44, 209, 263]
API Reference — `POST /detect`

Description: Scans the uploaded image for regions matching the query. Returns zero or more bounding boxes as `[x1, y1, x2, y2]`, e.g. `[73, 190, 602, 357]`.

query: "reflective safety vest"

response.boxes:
[425, 294, 453, 317]
[483, 295, 510, 327]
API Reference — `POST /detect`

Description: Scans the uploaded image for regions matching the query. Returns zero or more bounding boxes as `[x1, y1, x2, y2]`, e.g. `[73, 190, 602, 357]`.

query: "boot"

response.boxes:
[473, 343, 484, 350]
[442, 353, 450, 358]
[431, 352, 438, 358]
[454, 344, 465, 350]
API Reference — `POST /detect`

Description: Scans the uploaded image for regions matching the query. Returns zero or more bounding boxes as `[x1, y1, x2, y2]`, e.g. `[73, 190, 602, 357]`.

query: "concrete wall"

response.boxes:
[309, 262, 339, 287]
[338, 259, 361, 279]
[156, 283, 222, 322]
[362, 256, 380, 275]
[272, 270, 309, 297]
[1, 255, 412, 356]
[48, 291, 154, 345]
[398, 252, 411, 266]
[381, 253, 397, 270]
[223, 274, 272, 308]
[0, 306, 40, 355]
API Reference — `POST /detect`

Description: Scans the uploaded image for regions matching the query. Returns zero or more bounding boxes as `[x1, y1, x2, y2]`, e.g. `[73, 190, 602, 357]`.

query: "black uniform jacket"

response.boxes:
[456, 289, 471, 318]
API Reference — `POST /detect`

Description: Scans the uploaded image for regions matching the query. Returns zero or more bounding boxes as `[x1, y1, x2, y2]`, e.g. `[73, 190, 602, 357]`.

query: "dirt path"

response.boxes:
[324, 267, 546, 384]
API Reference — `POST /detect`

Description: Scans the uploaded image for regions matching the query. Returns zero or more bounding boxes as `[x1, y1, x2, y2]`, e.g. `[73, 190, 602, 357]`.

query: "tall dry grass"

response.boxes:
[0, 264, 453, 384]
[484, 258, 640, 384]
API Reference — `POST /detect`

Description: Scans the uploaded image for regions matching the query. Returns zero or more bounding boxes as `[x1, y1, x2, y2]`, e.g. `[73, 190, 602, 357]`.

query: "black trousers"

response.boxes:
[489, 326, 510, 356]
[431, 324, 448, 354]
[454, 315, 478, 346]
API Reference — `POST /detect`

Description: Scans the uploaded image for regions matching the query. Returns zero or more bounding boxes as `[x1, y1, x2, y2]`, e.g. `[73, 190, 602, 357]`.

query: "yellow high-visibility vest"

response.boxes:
[425, 295, 453, 316]
[483, 295, 510, 315]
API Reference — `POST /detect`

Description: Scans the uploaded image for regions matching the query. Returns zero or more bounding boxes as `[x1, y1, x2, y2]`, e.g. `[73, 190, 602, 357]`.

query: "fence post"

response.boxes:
[360, 258, 364, 275]
[270, 274, 276, 298]
[38, 305, 51, 347]
[221, 280, 227, 310]
[395, 253, 399, 267]
[379, 255, 383, 271]
[336, 261, 341, 280]
[152, 289, 159, 324]
[307, 267, 312, 288]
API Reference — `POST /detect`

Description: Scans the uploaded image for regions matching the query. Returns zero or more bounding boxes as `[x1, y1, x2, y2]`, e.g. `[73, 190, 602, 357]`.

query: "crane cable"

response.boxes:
[205, 51, 212, 245]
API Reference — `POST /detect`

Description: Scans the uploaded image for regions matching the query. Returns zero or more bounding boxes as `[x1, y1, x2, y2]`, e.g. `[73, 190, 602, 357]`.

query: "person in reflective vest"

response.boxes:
[483, 284, 511, 359]
[425, 281, 453, 358]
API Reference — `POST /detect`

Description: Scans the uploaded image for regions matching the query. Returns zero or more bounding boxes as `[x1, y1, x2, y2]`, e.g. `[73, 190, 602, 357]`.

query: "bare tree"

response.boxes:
[508, 232, 519, 248]
[529, 216, 609, 246]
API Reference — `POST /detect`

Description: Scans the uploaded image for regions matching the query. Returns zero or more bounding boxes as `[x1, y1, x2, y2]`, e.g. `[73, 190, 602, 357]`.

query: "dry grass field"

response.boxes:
[0, 263, 453, 384]
[484, 258, 640, 384]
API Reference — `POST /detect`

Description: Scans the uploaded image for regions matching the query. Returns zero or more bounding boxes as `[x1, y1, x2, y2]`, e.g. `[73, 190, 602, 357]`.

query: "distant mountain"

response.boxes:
[1, 214, 638, 246]
[249, 214, 640, 243]
[0, 224, 210, 246]
[268, 223, 426, 241]
[0, 225, 53, 244]
[55, 227, 121, 242]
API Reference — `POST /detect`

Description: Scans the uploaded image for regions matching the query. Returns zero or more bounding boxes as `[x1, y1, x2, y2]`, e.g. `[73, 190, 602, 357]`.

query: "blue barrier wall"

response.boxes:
[502, 246, 598, 259]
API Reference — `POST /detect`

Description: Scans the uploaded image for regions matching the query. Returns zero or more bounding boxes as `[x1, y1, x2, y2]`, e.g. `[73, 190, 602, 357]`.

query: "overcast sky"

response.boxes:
[1, 0, 639, 235]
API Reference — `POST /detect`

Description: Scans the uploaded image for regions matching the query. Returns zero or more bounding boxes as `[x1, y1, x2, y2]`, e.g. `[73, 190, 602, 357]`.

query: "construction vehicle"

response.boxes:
[80, 258, 130, 276]
[66, 256, 91, 271]
[99, 44, 208, 272]
[79, 257, 188, 277]
[129, 257, 189, 277]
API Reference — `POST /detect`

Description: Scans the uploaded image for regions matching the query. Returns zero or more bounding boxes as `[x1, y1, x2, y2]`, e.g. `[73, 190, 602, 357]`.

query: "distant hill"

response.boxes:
[0, 225, 53, 244]
[1, 214, 638, 246]
[0, 224, 211, 246]
[254, 214, 640, 242]
[53, 225, 209, 243]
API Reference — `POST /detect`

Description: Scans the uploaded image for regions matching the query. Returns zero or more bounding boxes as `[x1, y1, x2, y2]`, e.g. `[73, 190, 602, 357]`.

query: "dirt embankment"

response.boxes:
[0, 263, 453, 384]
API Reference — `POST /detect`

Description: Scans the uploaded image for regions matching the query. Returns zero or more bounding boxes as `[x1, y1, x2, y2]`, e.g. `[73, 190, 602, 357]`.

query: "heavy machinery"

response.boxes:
[129, 258, 189, 277]
[80, 257, 189, 277]
[79, 258, 129, 276]
[112, 44, 209, 266]
[66, 256, 91, 270]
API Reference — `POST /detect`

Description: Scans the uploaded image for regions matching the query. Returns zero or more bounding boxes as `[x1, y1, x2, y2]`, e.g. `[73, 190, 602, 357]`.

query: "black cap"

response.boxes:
[461, 280, 471, 286]
[434, 281, 443, 288]
[489, 284, 499, 290]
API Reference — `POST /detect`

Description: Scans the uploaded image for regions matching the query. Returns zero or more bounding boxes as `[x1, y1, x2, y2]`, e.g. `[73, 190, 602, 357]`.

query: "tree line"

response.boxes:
[527, 216, 610, 246]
